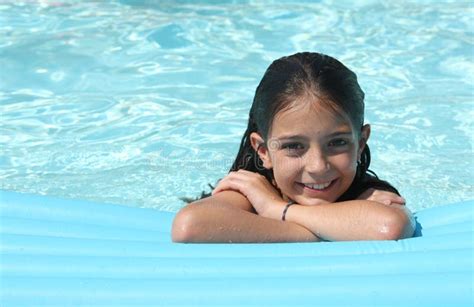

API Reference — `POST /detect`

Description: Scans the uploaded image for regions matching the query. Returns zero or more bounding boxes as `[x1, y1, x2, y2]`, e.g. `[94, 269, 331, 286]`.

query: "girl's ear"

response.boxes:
[250, 132, 273, 169]
[358, 124, 371, 159]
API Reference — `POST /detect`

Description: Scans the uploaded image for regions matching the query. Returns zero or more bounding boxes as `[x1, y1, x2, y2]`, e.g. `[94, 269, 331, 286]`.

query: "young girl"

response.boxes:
[172, 52, 415, 243]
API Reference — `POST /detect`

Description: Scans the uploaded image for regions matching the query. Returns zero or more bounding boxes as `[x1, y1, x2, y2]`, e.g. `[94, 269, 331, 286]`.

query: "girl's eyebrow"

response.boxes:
[275, 131, 353, 141]
[327, 131, 353, 138]
[274, 134, 307, 141]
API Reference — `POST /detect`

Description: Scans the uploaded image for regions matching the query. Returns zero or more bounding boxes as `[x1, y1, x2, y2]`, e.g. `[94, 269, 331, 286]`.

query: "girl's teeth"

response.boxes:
[304, 182, 331, 190]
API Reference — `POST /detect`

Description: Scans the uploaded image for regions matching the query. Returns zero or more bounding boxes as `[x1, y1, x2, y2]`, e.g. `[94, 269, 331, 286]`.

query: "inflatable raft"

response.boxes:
[0, 190, 472, 306]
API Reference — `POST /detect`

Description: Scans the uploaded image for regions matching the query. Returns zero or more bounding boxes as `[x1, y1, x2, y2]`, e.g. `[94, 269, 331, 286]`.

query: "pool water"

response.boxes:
[0, 0, 472, 212]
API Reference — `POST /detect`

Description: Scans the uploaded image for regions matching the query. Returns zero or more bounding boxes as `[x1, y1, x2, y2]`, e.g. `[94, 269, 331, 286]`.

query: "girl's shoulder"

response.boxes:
[339, 172, 400, 201]
[360, 173, 400, 195]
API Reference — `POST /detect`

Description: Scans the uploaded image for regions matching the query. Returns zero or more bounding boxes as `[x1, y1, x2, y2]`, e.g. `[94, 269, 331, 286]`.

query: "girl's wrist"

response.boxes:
[261, 200, 288, 220]
[281, 200, 297, 221]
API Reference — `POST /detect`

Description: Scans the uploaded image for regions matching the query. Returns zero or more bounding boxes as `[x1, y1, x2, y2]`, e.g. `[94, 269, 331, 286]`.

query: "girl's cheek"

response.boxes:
[333, 152, 357, 169]
[274, 156, 303, 173]
[342, 156, 356, 170]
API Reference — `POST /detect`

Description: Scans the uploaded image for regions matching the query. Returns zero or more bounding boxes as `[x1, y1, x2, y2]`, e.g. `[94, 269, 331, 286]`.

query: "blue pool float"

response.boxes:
[0, 190, 472, 306]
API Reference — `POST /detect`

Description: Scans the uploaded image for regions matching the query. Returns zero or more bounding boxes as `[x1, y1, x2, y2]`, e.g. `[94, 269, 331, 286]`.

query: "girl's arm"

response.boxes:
[171, 190, 320, 243]
[211, 170, 415, 242]
[263, 200, 416, 241]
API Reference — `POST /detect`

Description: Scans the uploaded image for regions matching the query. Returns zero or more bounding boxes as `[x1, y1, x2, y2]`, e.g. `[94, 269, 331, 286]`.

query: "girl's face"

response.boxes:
[251, 98, 370, 206]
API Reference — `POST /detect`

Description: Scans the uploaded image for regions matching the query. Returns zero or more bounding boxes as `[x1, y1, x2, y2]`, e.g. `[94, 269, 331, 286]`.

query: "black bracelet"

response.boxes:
[282, 200, 296, 221]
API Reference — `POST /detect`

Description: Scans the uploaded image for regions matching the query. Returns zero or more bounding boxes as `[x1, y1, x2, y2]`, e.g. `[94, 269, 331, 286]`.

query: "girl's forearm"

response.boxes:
[172, 202, 320, 243]
[281, 200, 415, 241]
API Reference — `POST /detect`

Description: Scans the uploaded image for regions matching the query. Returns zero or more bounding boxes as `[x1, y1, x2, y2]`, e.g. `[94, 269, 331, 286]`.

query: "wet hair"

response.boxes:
[183, 52, 399, 202]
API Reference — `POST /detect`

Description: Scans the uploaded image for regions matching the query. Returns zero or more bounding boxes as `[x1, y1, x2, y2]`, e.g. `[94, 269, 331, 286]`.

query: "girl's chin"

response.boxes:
[297, 197, 331, 206]
[281, 194, 324, 206]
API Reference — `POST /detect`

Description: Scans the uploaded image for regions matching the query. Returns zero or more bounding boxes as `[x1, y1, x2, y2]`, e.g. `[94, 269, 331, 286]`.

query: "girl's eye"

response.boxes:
[281, 143, 304, 152]
[328, 139, 349, 147]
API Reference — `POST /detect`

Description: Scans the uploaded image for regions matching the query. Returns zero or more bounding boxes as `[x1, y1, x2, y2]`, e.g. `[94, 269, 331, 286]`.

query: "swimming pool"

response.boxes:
[0, 0, 472, 212]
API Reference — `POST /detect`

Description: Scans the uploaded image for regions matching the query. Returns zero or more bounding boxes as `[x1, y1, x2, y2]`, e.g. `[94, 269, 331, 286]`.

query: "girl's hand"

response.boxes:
[357, 188, 406, 206]
[212, 170, 286, 219]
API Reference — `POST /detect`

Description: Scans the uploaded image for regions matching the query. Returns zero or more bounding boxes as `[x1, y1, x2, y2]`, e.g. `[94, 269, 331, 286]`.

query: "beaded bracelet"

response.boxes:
[281, 200, 296, 221]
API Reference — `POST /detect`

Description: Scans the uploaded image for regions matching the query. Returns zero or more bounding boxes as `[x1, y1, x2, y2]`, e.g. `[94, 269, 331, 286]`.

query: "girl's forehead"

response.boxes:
[270, 98, 353, 134]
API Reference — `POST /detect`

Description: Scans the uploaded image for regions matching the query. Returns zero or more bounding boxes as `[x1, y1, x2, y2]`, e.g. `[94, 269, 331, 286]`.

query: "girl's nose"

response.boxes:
[304, 148, 330, 174]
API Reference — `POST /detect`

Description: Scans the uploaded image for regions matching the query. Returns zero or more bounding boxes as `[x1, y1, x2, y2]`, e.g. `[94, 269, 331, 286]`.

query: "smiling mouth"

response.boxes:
[298, 180, 335, 191]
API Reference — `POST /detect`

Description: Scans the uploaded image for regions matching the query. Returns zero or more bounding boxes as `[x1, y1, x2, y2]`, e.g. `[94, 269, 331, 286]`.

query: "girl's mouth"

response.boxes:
[297, 179, 336, 192]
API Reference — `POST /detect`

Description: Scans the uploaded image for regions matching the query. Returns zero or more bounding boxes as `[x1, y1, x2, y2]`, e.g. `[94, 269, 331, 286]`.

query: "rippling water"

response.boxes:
[0, 0, 472, 211]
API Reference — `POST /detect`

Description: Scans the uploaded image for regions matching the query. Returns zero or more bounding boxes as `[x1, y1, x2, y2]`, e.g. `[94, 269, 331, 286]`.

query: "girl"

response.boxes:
[172, 52, 415, 243]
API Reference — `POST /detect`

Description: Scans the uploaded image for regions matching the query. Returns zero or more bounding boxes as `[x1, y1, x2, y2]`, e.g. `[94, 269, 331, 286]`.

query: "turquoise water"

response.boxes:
[0, 0, 472, 212]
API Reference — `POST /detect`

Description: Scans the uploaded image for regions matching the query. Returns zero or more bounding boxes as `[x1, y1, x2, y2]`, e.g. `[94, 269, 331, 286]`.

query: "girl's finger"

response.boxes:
[388, 195, 406, 205]
[211, 175, 244, 195]
[383, 197, 405, 206]
[211, 177, 230, 195]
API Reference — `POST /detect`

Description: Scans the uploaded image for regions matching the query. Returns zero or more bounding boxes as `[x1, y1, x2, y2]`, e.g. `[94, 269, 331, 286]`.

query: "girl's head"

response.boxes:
[231, 52, 371, 205]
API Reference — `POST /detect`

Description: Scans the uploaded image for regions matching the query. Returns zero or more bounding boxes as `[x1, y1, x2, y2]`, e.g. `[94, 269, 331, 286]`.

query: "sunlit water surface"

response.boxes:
[1, 0, 473, 212]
